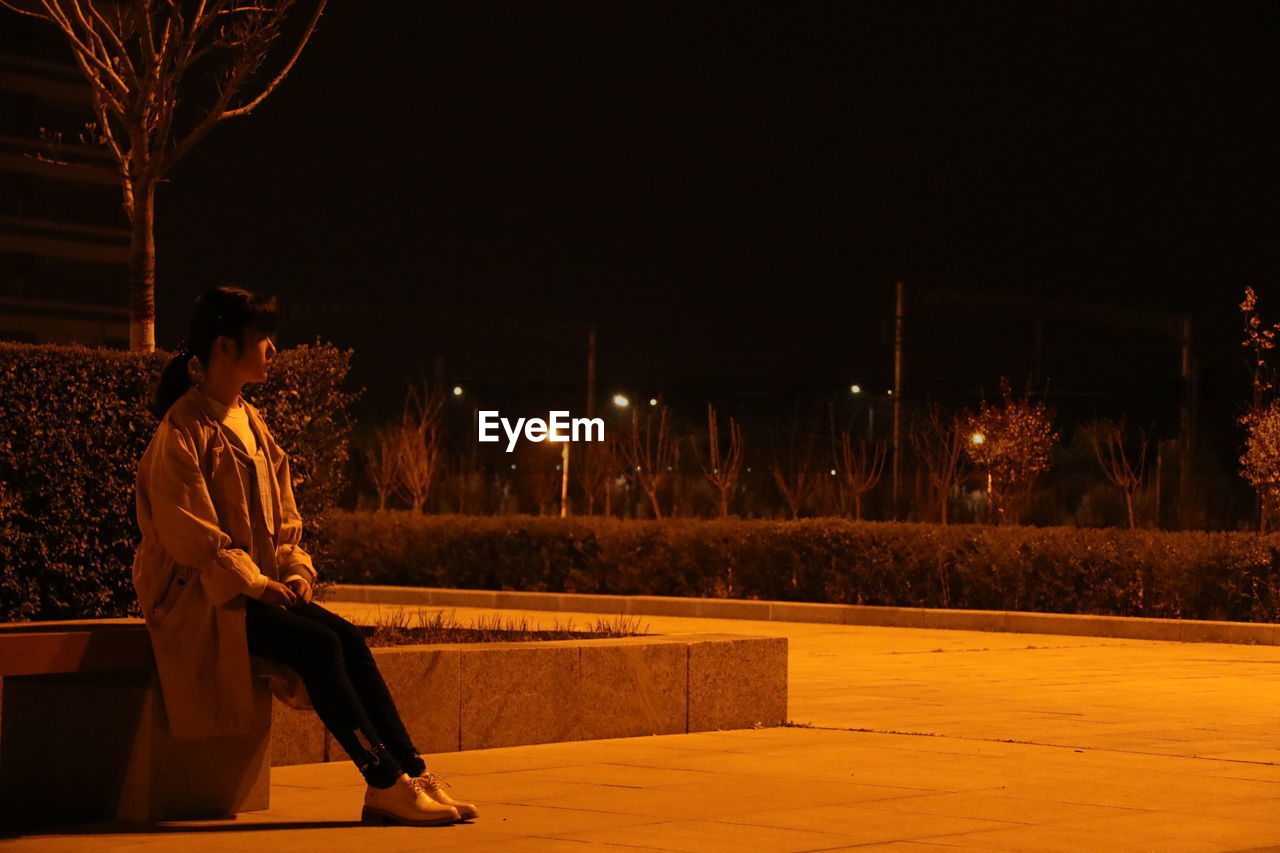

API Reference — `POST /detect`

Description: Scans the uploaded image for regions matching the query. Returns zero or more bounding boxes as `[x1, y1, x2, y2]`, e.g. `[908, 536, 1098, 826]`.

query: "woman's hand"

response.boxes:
[259, 579, 298, 608]
[285, 576, 314, 605]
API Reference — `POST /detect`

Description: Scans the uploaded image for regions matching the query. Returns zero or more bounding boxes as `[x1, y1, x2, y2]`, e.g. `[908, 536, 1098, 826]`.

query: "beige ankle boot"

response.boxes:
[362, 773, 461, 826]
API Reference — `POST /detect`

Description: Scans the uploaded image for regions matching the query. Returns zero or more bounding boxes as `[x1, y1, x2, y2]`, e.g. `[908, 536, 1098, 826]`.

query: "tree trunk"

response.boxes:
[1125, 490, 1136, 530]
[646, 487, 663, 519]
[128, 180, 157, 352]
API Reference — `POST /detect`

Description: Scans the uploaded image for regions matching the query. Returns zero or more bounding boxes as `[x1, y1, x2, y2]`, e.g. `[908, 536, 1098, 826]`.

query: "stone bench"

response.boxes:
[0, 619, 271, 825]
[1, 616, 790, 826]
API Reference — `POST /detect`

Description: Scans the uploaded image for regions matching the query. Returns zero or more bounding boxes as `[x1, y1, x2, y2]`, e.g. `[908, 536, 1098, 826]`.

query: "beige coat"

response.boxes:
[132, 384, 318, 739]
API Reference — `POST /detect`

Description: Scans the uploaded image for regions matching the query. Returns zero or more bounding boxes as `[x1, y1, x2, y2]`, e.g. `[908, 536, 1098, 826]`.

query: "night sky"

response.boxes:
[15, 3, 1280, 441]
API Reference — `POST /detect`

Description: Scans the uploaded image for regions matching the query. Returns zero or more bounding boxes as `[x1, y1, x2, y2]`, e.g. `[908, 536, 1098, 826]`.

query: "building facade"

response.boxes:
[0, 18, 130, 348]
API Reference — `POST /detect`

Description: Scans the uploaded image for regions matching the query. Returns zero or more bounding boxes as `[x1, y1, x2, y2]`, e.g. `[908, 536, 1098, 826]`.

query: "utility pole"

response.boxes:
[892, 281, 905, 518]
[1178, 314, 1196, 529]
[587, 324, 597, 419]
[563, 323, 597, 519]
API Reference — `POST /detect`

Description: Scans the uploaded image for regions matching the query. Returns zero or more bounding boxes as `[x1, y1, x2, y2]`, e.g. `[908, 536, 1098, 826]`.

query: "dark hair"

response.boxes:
[150, 284, 280, 420]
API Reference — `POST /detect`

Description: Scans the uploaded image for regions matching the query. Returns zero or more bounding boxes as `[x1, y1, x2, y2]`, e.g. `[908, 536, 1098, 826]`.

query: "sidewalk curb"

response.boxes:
[327, 584, 1280, 646]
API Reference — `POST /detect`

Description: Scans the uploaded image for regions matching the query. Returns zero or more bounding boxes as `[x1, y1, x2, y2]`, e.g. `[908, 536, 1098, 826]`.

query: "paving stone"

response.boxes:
[16, 601, 1280, 851]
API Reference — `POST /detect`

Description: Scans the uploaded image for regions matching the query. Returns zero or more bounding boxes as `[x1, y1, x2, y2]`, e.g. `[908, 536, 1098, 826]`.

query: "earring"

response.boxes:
[187, 354, 206, 385]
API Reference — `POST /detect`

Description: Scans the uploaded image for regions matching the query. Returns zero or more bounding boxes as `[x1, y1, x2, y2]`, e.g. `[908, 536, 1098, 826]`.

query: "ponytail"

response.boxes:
[149, 351, 195, 420]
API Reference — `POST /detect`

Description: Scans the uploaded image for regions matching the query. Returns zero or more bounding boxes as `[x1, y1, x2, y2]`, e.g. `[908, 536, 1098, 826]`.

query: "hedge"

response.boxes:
[0, 339, 358, 621]
[314, 512, 1280, 623]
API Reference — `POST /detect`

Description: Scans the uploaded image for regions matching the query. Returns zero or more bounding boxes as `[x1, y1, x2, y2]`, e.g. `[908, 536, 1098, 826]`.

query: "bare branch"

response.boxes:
[0, 0, 49, 20]
[220, 0, 324, 118]
[84, 0, 137, 83]
[39, 0, 132, 100]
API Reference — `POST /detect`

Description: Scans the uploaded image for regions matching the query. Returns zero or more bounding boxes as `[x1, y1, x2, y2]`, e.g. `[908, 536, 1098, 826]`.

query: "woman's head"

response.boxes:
[150, 284, 280, 419]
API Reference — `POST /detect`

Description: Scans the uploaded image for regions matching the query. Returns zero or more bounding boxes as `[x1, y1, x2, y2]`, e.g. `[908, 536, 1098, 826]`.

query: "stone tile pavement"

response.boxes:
[6, 604, 1280, 851]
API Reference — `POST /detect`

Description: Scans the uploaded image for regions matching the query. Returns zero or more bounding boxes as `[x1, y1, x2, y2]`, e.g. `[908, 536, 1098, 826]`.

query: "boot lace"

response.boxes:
[419, 770, 452, 791]
[406, 775, 431, 797]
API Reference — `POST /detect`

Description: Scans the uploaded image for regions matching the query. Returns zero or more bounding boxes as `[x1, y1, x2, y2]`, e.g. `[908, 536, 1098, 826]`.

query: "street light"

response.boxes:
[613, 394, 629, 407]
[850, 384, 862, 395]
[452, 385, 463, 396]
[970, 432, 992, 519]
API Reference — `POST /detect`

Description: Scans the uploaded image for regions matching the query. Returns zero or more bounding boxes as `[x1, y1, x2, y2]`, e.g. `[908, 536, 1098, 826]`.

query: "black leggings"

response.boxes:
[244, 597, 426, 787]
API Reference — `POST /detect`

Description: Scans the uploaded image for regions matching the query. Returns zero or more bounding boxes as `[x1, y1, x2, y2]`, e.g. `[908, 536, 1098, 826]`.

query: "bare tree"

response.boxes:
[770, 414, 819, 520]
[1, 0, 327, 350]
[393, 381, 445, 513]
[1086, 419, 1151, 530]
[618, 399, 676, 519]
[364, 425, 401, 512]
[440, 447, 486, 515]
[910, 404, 968, 524]
[834, 432, 887, 520]
[695, 403, 744, 518]
[574, 436, 616, 516]
[517, 440, 561, 515]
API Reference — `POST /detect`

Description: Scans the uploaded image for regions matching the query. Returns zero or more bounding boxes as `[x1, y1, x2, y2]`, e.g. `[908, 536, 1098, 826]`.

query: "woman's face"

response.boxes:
[215, 330, 276, 383]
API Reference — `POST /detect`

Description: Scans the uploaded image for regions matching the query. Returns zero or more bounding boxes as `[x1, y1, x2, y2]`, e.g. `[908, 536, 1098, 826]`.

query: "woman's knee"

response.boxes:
[304, 605, 374, 658]
[295, 626, 346, 673]
[336, 623, 375, 662]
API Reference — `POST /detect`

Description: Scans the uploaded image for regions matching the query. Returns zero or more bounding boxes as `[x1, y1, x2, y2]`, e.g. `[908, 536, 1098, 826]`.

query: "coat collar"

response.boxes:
[181, 385, 270, 459]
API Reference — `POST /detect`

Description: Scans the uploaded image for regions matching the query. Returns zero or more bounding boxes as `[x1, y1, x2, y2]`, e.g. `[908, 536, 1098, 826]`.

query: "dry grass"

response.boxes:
[362, 607, 650, 647]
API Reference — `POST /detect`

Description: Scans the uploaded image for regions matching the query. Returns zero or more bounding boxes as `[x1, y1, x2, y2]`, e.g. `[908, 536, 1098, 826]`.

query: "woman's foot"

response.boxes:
[414, 769, 479, 820]
[362, 773, 461, 826]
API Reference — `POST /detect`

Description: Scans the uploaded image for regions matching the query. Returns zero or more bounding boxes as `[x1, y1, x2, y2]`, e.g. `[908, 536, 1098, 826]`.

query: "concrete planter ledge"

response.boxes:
[271, 632, 788, 767]
[328, 583, 1280, 647]
[1, 620, 786, 820]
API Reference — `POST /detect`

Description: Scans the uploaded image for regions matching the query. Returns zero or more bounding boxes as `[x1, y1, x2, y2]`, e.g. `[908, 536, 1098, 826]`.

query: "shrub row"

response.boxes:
[315, 512, 1280, 623]
[0, 340, 358, 621]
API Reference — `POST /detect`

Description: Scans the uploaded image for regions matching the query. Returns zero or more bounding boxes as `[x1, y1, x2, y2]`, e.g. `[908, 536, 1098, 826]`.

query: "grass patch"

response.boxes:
[361, 607, 650, 646]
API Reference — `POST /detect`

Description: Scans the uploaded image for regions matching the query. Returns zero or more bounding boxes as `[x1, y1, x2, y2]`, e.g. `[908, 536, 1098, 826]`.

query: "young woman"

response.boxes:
[132, 284, 477, 827]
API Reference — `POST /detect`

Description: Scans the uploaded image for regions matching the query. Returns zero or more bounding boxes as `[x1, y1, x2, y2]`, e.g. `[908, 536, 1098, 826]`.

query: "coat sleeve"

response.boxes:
[146, 424, 271, 605]
[262, 421, 318, 586]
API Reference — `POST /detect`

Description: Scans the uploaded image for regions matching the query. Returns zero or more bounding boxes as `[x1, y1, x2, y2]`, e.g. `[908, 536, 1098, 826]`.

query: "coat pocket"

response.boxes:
[150, 566, 192, 624]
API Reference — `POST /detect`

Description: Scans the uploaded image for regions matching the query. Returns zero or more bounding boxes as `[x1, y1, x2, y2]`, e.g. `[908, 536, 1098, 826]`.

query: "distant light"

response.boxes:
[887, 389, 894, 396]
[746, 467, 752, 472]
[511, 463, 517, 469]
[555, 465, 561, 471]
[971, 432, 985, 445]
[649, 398, 658, 406]
[830, 468, 837, 476]
[667, 466, 673, 471]
[452, 385, 463, 396]
[850, 384, 862, 394]
[635, 465, 641, 471]
[613, 394, 629, 407]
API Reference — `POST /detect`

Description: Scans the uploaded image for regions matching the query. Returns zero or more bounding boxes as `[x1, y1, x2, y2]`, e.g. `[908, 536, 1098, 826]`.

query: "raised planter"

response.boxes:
[326, 583, 1280, 646]
[269, 632, 788, 766]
